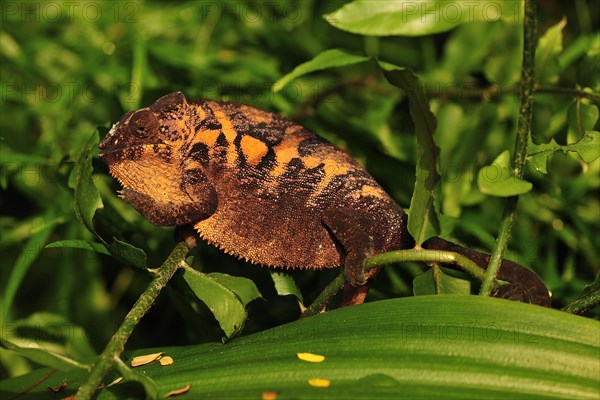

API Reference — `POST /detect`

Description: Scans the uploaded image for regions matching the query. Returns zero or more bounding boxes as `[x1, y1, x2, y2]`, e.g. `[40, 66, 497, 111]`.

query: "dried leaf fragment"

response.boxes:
[159, 356, 174, 366]
[165, 384, 191, 397]
[131, 352, 165, 367]
[296, 352, 325, 363]
[107, 377, 123, 387]
[308, 378, 330, 388]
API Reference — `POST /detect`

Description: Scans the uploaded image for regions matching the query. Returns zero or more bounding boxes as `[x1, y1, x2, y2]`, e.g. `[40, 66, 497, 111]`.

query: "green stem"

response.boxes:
[480, 0, 537, 297]
[301, 248, 486, 318]
[75, 242, 189, 399]
[366, 249, 486, 280]
[561, 291, 600, 315]
[301, 273, 347, 318]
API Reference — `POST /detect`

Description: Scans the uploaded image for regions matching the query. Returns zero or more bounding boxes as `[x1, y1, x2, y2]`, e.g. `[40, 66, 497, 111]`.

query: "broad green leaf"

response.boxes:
[413, 267, 471, 295]
[325, 0, 523, 37]
[108, 237, 147, 269]
[182, 267, 247, 339]
[113, 357, 159, 400]
[273, 49, 370, 92]
[0, 338, 90, 372]
[46, 240, 110, 255]
[528, 131, 600, 174]
[380, 63, 441, 245]
[208, 272, 262, 306]
[571, 131, 600, 162]
[535, 17, 566, 85]
[1, 313, 96, 364]
[68, 130, 103, 235]
[270, 271, 304, 305]
[477, 150, 533, 196]
[2, 296, 598, 399]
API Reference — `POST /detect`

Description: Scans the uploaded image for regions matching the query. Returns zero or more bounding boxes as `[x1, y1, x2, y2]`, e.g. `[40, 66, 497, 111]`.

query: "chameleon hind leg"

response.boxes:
[322, 208, 378, 307]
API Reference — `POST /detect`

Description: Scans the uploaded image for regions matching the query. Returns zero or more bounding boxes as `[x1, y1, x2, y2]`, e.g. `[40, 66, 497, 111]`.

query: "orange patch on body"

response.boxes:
[193, 129, 221, 148]
[213, 108, 239, 166]
[240, 135, 268, 166]
[270, 128, 316, 177]
[361, 184, 386, 198]
[308, 160, 350, 202]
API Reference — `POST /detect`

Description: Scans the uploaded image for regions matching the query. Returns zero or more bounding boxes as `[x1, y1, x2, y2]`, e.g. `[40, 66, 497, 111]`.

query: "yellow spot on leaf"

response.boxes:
[240, 135, 269, 166]
[308, 378, 330, 388]
[131, 352, 164, 367]
[296, 352, 325, 363]
[159, 356, 174, 366]
[165, 384, 191, 397]
[262, 390, 278, 400]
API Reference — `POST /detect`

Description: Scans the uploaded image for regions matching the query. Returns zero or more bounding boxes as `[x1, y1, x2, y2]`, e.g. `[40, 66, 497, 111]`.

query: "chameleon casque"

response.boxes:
[98, 92, 550, 307]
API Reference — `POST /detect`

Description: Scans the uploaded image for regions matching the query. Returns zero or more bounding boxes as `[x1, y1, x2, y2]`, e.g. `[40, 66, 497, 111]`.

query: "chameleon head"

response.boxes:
[98, 92, 194, 206]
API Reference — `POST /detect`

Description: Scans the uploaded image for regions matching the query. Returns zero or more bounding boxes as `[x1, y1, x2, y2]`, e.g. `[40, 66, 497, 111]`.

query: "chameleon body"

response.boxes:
[99, 92, 550, 306]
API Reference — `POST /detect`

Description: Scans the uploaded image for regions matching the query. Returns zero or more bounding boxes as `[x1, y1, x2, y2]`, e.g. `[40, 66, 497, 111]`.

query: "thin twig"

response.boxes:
[561, 291, 600, 315]
[480, 0, 538, 297]
[75, 242, 190, 399]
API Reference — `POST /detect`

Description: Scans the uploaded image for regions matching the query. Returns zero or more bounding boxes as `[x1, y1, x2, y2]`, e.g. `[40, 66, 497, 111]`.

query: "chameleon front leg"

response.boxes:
[322, 208, 377, 307]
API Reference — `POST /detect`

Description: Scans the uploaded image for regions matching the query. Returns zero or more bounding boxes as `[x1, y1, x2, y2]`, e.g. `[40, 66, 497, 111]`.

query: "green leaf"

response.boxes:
[381, 63, 441, 245]
[207, 272, 262, 306]
[477, 150, 533, 196]
[3, 296, 598, 399]
[273, 49, 370, 92]
[570, 131, 600, 163]
[0, 338, 90, 372]
[270, 271, 304, 305]
[46, 240, 110, 255]
[325, 0, 523, 37]
[535, 17, 566, 85]
[69, 130, 103, 235]
[413, 267, 471, 295]
[113, 357, 159, 400]
[528, 131, 600, 174]
[0, 313, 96, 367]
[108, 237, 148, 269]
[182, 267, 247, 339]
[0, 312, 96, 373]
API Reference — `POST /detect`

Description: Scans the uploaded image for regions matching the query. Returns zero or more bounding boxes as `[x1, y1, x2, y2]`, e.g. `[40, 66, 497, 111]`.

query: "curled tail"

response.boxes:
[424, 237, 551, 307]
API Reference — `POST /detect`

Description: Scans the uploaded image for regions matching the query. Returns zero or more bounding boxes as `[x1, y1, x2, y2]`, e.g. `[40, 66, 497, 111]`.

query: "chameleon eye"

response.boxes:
[128, 109, 159, 139]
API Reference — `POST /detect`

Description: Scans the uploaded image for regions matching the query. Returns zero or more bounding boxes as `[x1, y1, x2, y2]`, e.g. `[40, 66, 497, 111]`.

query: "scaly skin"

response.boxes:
[99, 92, 550, 307]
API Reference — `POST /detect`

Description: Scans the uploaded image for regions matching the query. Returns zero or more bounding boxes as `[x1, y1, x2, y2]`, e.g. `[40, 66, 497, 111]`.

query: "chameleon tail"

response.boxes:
[423, 237, 551, 307]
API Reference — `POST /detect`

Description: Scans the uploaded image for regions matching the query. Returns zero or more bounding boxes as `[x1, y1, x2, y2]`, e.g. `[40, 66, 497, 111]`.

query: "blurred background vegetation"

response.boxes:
[1, 0, 598, 379]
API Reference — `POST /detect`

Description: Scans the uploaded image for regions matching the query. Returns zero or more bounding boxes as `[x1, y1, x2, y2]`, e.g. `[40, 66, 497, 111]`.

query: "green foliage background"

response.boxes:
[1, 0, 598, 383]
